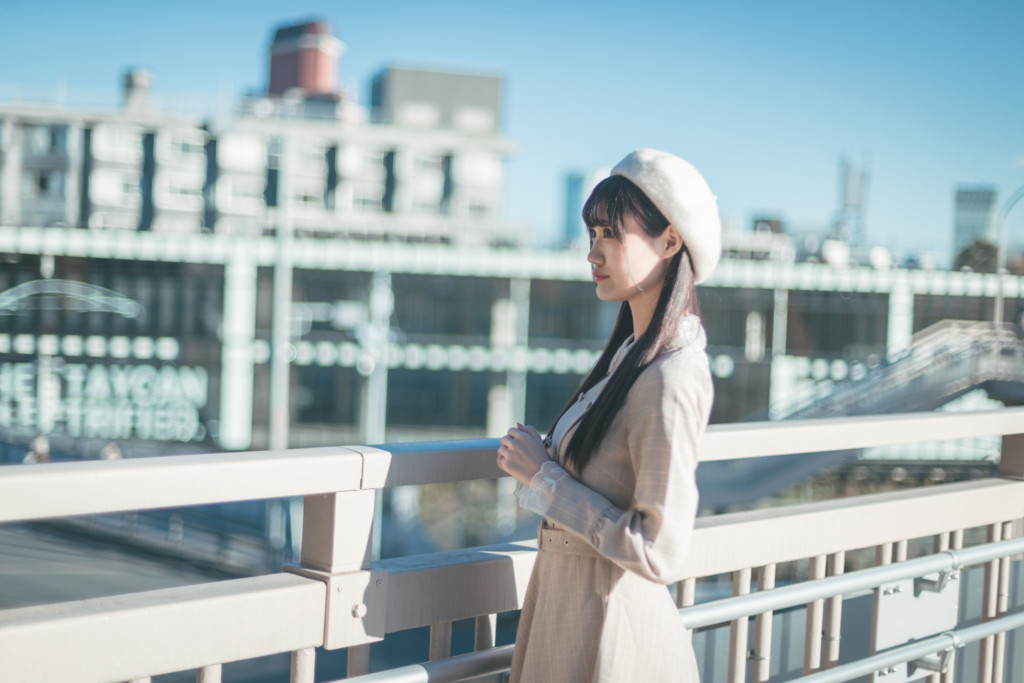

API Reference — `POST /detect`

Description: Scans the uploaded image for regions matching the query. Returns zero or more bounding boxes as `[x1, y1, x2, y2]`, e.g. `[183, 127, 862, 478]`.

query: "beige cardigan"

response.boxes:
[510, 323, 712, 682]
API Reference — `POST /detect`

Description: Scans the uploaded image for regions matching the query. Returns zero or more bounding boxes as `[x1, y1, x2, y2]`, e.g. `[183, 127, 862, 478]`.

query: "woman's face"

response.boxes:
[587, 212, 676, 303]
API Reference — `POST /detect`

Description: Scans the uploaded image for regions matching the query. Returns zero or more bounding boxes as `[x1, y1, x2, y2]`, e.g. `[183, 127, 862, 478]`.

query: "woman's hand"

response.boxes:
[496, 423, 551, 486]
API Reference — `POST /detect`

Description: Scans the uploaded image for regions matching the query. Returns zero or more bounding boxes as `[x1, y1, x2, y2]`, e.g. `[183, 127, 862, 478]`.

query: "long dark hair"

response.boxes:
[550, 175, 701, 475]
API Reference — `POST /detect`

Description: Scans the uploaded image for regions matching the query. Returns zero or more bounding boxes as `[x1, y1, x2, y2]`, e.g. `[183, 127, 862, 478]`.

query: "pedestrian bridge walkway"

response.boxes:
[2, 407, 1024, 683]
[783, 321, 1024, 419]
[698, 321, 1024, 509]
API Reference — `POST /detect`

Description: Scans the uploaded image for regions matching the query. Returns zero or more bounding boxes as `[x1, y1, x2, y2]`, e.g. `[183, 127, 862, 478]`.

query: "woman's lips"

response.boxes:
[593, 273, 608, 282]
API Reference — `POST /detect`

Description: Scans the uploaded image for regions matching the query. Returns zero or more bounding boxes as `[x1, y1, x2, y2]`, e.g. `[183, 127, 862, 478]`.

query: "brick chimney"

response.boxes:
[268, 20, 344, 97]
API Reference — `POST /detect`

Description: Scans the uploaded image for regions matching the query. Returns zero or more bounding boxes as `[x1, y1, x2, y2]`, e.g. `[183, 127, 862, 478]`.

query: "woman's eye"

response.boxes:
[603, 228, 614, 239]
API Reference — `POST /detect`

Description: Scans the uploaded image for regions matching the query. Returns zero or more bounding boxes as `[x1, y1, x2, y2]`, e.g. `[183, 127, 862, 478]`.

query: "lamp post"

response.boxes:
[993, 184, 1024, 328]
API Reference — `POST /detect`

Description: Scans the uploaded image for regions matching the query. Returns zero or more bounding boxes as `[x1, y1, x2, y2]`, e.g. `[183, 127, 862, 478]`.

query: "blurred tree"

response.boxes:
[1006, 251, 1024, 276]
[953, 238, 998, 273]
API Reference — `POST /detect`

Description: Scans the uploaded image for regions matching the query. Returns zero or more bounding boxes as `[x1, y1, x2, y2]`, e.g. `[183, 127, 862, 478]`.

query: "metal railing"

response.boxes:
[1, 407, 1024, 682]
[781, 320, 1024, 419]
[340, 535, 1024, 683]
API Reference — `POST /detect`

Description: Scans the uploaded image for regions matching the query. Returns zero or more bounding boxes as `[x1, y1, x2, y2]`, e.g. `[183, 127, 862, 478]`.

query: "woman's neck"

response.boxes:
[628, 282, 663, 338]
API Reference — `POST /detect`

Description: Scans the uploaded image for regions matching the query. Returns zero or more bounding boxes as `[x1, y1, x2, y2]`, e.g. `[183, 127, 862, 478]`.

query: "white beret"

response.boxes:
[611, 148, 722, 284]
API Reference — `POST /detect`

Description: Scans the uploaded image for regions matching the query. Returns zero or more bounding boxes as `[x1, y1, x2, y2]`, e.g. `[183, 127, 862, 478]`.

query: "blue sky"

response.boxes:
[2, 0, 1023, 263]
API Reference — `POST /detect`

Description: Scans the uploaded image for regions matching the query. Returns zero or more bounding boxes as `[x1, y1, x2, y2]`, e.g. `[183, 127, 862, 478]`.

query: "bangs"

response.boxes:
[582, 175, 668, 237]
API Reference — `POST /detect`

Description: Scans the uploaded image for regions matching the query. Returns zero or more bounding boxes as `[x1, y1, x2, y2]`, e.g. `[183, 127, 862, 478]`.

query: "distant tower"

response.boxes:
[562, 168, 609, 248]
[832, 157, 869, 245]
[952, 185, 998, 260]
[563, 173, 586, 247]
[268, 20, 344, 97]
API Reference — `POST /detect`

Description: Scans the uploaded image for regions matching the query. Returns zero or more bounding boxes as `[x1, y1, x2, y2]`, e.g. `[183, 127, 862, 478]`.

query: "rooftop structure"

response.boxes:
[268, 20, 344, 97]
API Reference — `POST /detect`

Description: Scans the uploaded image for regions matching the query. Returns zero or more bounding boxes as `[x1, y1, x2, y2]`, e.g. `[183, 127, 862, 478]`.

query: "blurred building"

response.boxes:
[831, 157, 869, 245]
[0, 19, 1021, 462]
[0, 20, 514, 246]
[562, 168, 609, 248]
[953, 185, 998, 260]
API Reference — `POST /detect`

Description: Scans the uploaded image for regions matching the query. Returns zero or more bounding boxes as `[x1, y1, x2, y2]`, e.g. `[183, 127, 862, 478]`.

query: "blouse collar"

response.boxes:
[606, 314, 706, 376]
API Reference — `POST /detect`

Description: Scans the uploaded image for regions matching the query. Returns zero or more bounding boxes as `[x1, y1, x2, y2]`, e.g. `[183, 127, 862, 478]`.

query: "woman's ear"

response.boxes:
[663, 226, 684, 259]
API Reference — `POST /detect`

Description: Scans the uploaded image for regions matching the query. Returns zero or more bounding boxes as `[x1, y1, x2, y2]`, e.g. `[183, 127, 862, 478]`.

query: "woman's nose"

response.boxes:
[587, 241, 601, 264]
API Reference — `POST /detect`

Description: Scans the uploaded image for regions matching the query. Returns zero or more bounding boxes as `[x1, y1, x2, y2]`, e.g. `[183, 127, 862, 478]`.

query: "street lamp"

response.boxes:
[993, 184, 1024, 328]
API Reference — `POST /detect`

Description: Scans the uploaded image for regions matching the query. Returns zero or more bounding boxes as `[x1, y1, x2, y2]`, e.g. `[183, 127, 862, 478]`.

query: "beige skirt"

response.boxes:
[509, 523, 700, 683]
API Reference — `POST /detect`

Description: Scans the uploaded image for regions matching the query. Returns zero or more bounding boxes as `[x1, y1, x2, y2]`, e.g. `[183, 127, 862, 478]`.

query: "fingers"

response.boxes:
[509, 424, 543, 442]
[496, 436, 515, 472]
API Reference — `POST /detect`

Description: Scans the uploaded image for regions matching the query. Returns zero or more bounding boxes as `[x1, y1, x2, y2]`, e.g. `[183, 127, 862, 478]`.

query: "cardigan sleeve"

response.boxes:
[538, 351, 711, 584]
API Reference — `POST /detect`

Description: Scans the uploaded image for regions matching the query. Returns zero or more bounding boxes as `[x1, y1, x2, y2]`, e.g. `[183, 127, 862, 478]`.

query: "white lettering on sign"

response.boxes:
[0, 361, 209, 442]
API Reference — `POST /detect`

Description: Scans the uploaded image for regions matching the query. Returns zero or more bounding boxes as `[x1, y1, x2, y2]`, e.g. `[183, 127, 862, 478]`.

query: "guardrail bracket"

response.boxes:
[914, 569, 958, 596]
[907, 647, 953, 676]
[286, 565, 388, 649]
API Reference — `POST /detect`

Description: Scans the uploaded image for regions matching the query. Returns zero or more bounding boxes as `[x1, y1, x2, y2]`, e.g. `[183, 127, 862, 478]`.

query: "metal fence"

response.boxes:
[1, 407, 1023, 682]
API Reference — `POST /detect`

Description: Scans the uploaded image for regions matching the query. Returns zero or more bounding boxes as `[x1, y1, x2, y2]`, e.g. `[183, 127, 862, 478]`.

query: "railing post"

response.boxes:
[300, 490, 376, 573]
[823, 551, 845, 669]
[997, 433, 1024, 479]
[197, 664, 222, 683]
[942, 530, 964, 683]
[290, 648, 315, 683]
[804, 554, 827, 675]
[475, 614, 497, 651]
[676, 577, 696, 609]
[286, 487, 388, 678]
[347, 645, 371, 679]
[928, 533, 951, 683]
[992, 520, 1014, 683]
[978, 522, 1003, 683]
[752, 563, 776, 683]
[728, 567, 752, 683]
[868, 542, 893, 682]
[430, 621, 453, 661]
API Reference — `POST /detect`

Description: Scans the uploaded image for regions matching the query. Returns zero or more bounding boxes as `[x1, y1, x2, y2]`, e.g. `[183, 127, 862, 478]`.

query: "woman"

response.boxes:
[496, 148, 720, 682]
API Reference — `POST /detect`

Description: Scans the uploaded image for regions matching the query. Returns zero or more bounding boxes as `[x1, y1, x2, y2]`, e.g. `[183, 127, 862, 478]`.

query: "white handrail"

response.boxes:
[792, 610, 1024, 683]
[679, 535, 1024, 630]
[2, 408, 1023, 523]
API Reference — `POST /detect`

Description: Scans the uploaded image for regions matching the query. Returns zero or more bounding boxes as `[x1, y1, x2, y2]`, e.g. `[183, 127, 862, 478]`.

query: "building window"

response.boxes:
[353, 184, 383, 213]
[168, 181, 201, 198]
[24, 124, 68, 155]
[89, 212, 138, 230]
[359, 150, 386, 178]
[292, 178, 325, 207]
[232, 179, 264, 200]
[157, 173, 204, 211]
[93, 126, 143, 163]
[412, 198, 441, 214]
[90, 169, 142, 208]
[298, 140, 327, 166]
[468, 200, 491, 220]
[220, 176, 265, 213]
[414, 154, 443, 172]
[21, 170, 67, 198]
[164, 130, 206, 163]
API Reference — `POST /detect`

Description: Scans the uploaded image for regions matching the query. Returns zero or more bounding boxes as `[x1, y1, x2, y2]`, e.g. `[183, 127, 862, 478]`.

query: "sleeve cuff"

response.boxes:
[514, 460, 570, 516]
